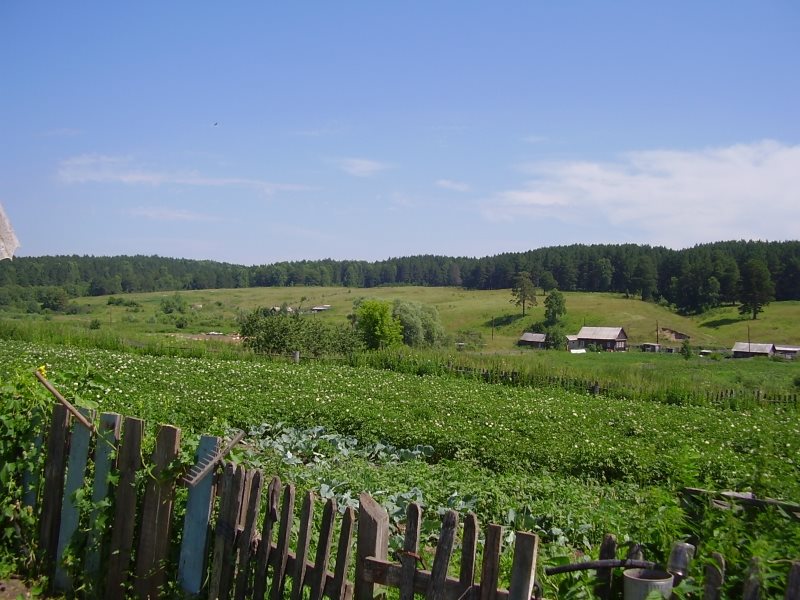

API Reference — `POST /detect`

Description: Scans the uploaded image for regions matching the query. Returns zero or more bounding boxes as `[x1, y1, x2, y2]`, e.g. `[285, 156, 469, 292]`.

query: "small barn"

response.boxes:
[566, 335, 580, 351]
[518, 332, 547, 349]
[575, 326, 628, 351]
[776, 345, 800, 359]
[640, 343, 661, 353]
[731, 342, 775, 358]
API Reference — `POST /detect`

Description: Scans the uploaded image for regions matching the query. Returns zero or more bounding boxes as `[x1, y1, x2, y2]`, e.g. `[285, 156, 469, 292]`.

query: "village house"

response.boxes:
[518, 332, 547, 349]
[776, 345, 800, 359]
[731, 342, 775, 358]
[574, 326, 628, 351]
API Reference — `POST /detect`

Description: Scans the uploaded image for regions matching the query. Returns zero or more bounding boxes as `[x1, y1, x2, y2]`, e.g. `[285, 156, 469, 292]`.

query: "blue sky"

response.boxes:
[2, 2, 799, 265]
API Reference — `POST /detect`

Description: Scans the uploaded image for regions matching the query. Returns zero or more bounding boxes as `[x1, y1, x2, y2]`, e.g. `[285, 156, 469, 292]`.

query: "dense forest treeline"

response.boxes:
[1, 240, 799, 315]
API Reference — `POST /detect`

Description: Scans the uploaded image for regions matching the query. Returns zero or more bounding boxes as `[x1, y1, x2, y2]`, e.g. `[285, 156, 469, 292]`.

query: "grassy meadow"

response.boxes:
[4, 286, 800, 351]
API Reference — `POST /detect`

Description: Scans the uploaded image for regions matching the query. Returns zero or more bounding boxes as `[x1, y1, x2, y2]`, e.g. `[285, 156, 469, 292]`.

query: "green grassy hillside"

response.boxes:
[2, 286, 798, 352]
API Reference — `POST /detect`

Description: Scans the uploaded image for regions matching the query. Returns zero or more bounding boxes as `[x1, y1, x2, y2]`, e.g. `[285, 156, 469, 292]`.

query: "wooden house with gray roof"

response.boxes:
[575, 326, 628, 351]
[732, 342, 775, 358]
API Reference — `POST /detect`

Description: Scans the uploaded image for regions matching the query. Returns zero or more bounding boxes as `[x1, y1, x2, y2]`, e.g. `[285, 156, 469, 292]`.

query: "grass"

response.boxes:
[5, 286, 800, 351]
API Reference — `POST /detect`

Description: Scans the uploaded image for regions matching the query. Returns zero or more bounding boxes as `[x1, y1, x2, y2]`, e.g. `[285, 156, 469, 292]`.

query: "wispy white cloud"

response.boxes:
[58, 154, 313, 195]
[129, 207, 221, 222]
[435, 179, 471, 192]
[334, 157, 392, 178]
[483, 140, 800, 247]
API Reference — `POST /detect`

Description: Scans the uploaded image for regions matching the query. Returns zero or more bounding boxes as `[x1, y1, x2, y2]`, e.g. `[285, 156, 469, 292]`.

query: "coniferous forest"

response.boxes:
[1, 240, 798, 316]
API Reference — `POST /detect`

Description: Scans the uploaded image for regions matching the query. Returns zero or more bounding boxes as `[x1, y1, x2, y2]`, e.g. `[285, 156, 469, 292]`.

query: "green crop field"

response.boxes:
[2, 339, 799, 596]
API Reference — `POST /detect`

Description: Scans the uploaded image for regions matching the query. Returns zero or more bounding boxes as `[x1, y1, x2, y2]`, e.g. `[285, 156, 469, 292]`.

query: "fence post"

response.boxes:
[356, 493, 389, 600]
[508, 532, 539, 600]
[270, 483, 297, 600]
[459, 513, 479, 600]
[105, 416, 145, 600]
[479, 524, 503, 600]
[427, 510, 458, 600]
[743, 557, 761, 600]
[703, 552, 725, 600]
[38, 404, 70, 581]
[54, 408, 95, 592]
[595, 534, 617, 600]
[85, 412, 122, 585]
[178, 434, 221, 597]
[134, 423, 181, 600]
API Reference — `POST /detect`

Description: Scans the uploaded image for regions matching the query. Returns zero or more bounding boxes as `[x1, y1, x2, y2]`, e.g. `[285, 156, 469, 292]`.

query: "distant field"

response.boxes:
[5, 286, 799, 351]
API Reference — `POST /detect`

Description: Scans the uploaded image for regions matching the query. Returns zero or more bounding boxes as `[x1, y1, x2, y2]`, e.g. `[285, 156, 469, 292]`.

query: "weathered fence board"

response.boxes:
[210, 463, 245, 600]
[428, 510, 458, 600]
[480, 523, 503, 600]
[234, 470, 264, 600]
[508, 533, 538, 600]
[400, 502, 421, 600]
[356, 492, 389, 600]
[290, 491, 316, 600]
[178, 434, 221, 596]
[331, 505, 356, 600]
[38, 404, 70, 578]
[703, 552, 725, 600]
[84, 412, 121, 583]
[595, 534, 617, 600]
[134, 423, 181, 599]
[460, 512, 479, 600]
[105, 416, 145, 600]
[53, 407, 94, 592]
[253, 475, 282, 600]
[271, 483, 297, 600]
[309, 498, 338, 600]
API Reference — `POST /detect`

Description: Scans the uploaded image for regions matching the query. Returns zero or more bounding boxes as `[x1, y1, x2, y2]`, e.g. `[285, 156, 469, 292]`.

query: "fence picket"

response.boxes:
[400, 503, 422, 600]
[331, 505, 356, 600]
[460, 513, 479, 600]
[211, 464, 245, 600]
[38, 404, 70, 579]
[178, 434, 221, 596]
[271, 483, 297, 600]
[428, 510, 459, 600]
[743, 557, 761, 600]
[234, 469, 264, 600]
[356, 493, 389, 600]
[105, 416, 144, 600]
[85, 412, 121, 584]
[291, 491, 316, 600]
[310, 498, 338, 600]
[703, 552, 725, 600]
[508, 533, 538, 600]
[479, 524, 503, 600]
[595, 534, 617, 600]
[54, 408, 95, 592]
[253, 475, 282, 600]
[133, 424, 182, 599]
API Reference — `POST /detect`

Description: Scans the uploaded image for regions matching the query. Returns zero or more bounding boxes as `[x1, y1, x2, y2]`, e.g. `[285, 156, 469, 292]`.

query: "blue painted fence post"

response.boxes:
[53, 408, 95, 592]
[178, 434, 221, 596]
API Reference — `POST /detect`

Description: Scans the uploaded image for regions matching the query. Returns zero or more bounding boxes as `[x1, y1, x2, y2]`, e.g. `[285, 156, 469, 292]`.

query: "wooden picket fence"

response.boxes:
[24, 401, 800, 599]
